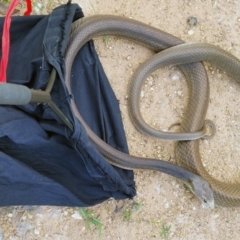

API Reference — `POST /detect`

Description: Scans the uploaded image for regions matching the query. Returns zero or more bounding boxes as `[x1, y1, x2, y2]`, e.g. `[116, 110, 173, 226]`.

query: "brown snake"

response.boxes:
[64, 15, 240, 208]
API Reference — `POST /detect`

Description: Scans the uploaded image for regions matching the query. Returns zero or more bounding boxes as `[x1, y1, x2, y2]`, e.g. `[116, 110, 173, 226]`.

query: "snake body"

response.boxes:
[129, 42, 240, 207]
[64, 15, 240, 207]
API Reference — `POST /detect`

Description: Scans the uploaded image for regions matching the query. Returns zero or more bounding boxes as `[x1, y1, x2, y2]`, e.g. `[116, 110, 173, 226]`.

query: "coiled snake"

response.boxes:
[65, 15, 240, 208]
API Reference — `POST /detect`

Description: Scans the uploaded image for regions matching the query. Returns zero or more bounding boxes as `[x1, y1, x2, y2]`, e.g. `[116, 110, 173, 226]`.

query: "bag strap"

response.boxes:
[0, 0, 32, 82]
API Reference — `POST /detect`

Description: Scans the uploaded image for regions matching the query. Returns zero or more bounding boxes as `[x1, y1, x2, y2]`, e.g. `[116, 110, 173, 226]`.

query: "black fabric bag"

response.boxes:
[0, 3, 136, 206]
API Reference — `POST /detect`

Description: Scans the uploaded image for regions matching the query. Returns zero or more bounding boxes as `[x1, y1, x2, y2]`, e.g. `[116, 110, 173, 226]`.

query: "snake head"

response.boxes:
[186, 176, 214, 209]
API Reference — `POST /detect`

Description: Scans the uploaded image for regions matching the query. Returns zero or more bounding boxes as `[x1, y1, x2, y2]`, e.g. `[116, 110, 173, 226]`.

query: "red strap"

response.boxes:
[0, 0, 32, 83]
[24, 0, 32, 16]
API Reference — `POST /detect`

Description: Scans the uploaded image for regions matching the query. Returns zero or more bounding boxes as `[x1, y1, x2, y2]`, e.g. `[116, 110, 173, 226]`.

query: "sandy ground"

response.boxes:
[1, 0, 240, 239]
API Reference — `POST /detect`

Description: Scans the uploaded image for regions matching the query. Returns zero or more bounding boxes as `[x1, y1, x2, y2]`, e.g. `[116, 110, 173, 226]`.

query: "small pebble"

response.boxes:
[188, 29, 194, 35]
[147, 76, 153, 81]
[177, 91, 182, 96]
[71, 211, 82, 220]
[165, 203, 170, 209]
[203, 139, 209, 145]
[148, 80, 153, 85]
[172, 74, 179, 81]
[155, 186, 160, 194]
[34, 229, 40, 235]
[188, 16, 198, 27]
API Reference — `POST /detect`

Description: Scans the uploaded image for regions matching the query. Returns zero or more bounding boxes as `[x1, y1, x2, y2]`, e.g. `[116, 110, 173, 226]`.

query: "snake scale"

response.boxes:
[64, 15, 240, 208]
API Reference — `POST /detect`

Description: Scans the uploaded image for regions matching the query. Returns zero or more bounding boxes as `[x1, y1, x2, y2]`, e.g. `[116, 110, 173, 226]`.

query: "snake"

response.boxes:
[64, 15, 240, 208]
[129, 42, 240, 207]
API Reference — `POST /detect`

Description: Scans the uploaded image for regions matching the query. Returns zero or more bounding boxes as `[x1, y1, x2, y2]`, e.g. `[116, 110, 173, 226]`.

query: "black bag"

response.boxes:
[0, 3, 135, 206]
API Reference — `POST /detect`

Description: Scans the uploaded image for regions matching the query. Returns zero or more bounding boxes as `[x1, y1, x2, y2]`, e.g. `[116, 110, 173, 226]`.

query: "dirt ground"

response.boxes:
[1, 0, 240, 239]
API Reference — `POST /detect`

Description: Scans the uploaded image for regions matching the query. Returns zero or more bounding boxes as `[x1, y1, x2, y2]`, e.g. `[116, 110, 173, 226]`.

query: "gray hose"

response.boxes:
[0, 83, 31, 105]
